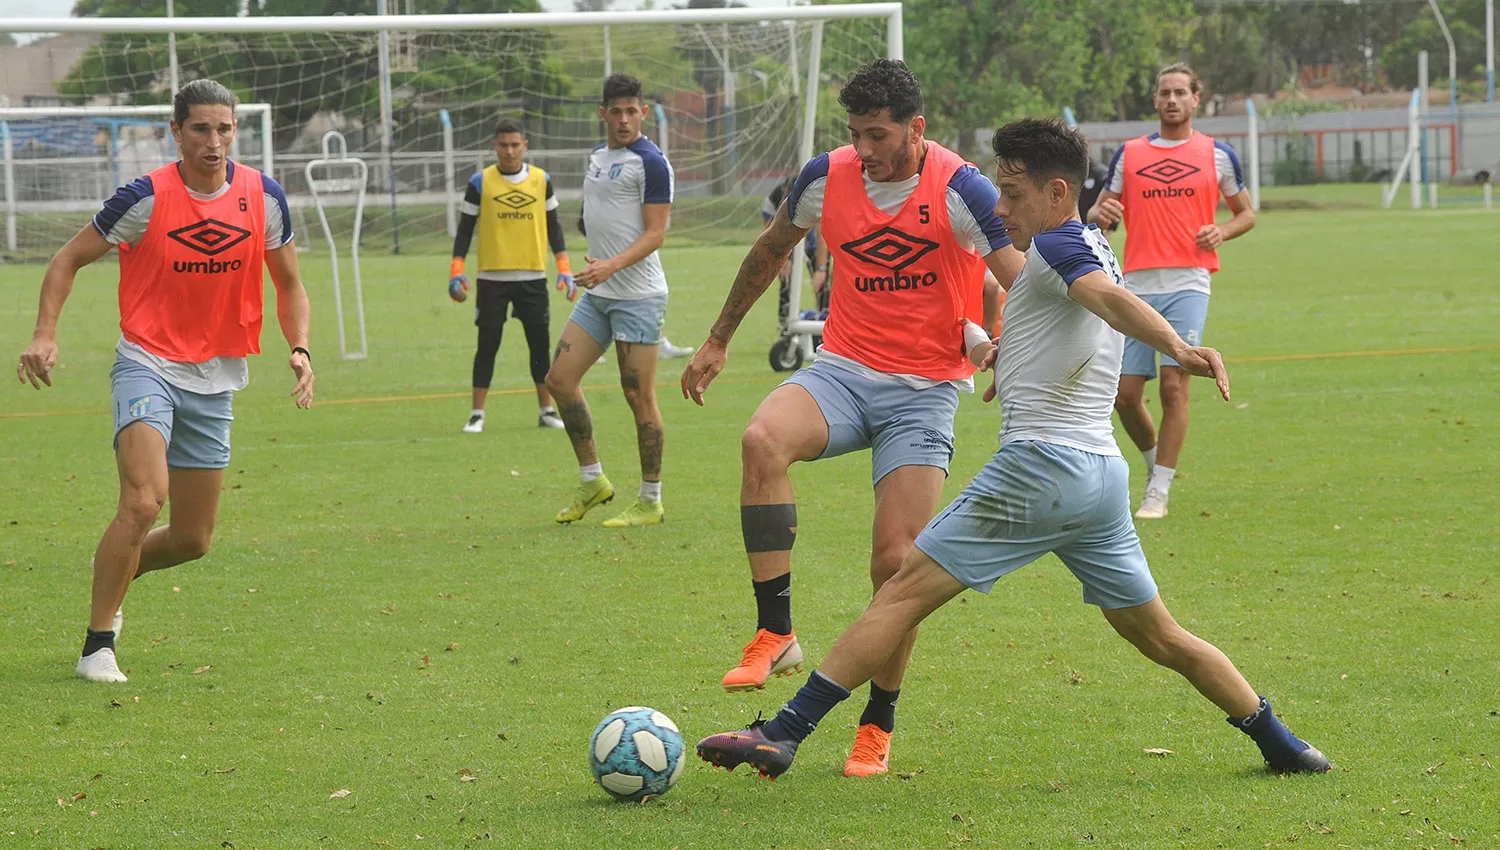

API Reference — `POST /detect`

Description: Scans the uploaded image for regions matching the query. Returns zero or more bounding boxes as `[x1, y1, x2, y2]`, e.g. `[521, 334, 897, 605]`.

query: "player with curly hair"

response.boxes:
[681, 59, 1022, 777]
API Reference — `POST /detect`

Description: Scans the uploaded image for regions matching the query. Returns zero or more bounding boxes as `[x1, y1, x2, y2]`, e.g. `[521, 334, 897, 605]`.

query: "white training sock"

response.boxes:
[580, 462, 604, 483]
[1143, 446, 1158, 471]
[470, 408, 484, 418]
[1147, 464, 1176, 496]
[540, 405, 555, 414]
[639, 480, 662, 502]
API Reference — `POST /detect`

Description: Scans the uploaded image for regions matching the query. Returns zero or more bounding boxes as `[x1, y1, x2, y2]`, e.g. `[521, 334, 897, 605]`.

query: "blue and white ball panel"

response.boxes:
[588, 706, 685, 802]
[915, 441, 1158, 609]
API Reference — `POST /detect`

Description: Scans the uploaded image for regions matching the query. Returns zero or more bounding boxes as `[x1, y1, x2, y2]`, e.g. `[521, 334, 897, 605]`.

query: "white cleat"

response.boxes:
[1135, 488, 1169, 520]
[462, 414, 485, 434]
[658, 337, 695, 360]
[76, 648, 128, 683]
[538, 410, 565, 429]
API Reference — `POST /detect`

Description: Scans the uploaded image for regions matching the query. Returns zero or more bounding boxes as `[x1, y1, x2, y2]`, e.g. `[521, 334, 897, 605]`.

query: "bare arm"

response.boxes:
[710, 203, 810, 346]
[980, 270, 1000, 330]
[1087, 189, 1123, 228]
[16, 224, 114, 388]
[1195, 189, 1255, 251]
[264, 242, 315, 408]
[983, 243, 1026, 293]
[1068, 270, 1230, 401]
[679, 203, 810, 406]
[577, 202, 670, 287]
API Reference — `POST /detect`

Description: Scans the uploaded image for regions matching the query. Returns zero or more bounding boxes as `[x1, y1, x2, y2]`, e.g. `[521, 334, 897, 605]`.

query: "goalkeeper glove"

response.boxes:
[448, 258, 470, 303]
[555, 255, 578, 302]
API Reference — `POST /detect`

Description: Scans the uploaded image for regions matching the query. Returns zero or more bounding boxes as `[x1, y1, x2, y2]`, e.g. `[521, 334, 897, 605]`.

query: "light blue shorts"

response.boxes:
[915, 441, 1158, 609]
[110, 354, 234, 470]
[567, 291, 667, 347]
[783, 358, 958, 486]
[1121, 290, 1210, 379]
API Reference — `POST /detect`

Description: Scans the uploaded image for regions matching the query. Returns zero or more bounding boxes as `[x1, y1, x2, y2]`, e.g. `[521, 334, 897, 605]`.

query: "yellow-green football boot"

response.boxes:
[555, 475, 615, 523]
[601, 498, 665, 528]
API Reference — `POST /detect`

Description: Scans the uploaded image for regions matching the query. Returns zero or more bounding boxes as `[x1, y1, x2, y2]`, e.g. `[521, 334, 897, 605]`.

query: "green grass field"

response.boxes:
[2, 187, 1498, 848]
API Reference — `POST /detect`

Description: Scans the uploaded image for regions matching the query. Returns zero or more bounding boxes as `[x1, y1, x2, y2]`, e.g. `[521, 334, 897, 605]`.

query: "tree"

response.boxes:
[59, 0, 573, 149]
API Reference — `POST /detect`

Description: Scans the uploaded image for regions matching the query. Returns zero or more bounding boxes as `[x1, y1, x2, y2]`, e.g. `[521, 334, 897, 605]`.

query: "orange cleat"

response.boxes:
[843, 724, 892, 777]
[721, 629, 804, 692]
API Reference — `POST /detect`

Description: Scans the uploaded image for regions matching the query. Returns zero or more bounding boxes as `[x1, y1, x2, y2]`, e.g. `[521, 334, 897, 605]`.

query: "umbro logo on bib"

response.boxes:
[840, 227, 938, 271]
[168, 218, 252, 256]
[1135, 158, 1201, 185]
[492, 189, 534, 210]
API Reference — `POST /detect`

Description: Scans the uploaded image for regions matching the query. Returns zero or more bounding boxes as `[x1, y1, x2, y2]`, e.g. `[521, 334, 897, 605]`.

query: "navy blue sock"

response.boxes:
[1227, 695, 1310, 766]
[81, 628, 115, 658]
[761, 670, 851, 744]
[858, 683, 900, 733]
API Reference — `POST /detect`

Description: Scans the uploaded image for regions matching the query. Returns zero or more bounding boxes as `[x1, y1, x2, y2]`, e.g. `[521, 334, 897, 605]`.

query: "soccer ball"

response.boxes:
[588, 706, 686, 802]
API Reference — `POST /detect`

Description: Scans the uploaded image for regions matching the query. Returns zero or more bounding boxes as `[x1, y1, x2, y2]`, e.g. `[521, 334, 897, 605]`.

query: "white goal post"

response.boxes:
[2, 6, 903, 359]
[0, 102, 273, 255]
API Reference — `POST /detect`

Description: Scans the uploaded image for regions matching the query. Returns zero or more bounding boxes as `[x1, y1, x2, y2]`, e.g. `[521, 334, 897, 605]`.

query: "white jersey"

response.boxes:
[1104, 134, 1245, 296]
[581, 136, 674, 300]
[994, 220, 1125, 457]
[92, 160, 293, 395]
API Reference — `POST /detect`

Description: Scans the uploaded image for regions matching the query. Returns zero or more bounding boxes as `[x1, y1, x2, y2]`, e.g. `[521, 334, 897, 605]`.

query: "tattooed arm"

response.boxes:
[681, 203, 811, 406]
[710, 203, 811, 346]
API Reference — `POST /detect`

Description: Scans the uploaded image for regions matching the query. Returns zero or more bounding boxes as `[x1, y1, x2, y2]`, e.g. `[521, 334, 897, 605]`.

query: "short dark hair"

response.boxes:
[173, 79, 238, 125]
[838, 59, 923, 123]
[990, 117, 1090, 191]
[1156, 62, 1202, 95]
[602, 73, 643, 106]
[493, 117, 525, 138]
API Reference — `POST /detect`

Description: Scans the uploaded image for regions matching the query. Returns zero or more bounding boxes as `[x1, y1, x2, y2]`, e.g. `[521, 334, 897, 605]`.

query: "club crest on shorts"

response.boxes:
[128, 395, 152, 419]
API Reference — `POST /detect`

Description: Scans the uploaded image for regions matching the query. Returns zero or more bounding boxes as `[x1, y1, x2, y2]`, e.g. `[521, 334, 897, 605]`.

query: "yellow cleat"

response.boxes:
[555, 475, 615, 523]
[601, 498, 664, 528]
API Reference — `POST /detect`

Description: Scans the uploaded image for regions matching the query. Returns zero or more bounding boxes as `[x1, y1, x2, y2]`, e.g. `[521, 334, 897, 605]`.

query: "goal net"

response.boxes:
[0, 7, 898, 262]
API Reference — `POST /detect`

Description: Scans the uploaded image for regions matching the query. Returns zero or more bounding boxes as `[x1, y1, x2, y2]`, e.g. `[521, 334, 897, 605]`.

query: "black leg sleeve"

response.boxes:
[522, 322, 550, 386]
[473, 323, 504, 389]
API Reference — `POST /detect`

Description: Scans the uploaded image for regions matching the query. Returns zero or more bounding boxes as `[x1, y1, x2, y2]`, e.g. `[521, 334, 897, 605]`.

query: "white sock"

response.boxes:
[540, 405, 555, 414]
[470, 408, 484, 418]
[580, 462, 604, 483]
[1143, 446, 1157, 471]
[1147, 464, 1176, 496]
[639, 480, 662, 502]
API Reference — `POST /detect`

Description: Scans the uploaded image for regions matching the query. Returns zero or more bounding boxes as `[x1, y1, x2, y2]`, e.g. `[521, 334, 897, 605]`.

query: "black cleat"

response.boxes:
[696, 719, 799, 780]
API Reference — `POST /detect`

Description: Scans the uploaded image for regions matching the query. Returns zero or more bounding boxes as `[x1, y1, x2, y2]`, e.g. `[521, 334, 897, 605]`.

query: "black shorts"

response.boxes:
[475, 278, 549, 329]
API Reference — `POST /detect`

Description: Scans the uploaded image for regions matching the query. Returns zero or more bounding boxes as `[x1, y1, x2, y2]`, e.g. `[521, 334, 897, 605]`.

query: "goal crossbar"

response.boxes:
[0, 4, 902, 44]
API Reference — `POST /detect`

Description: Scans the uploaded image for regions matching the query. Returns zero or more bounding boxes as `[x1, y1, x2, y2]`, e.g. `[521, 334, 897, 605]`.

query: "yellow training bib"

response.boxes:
[477, 164, 549, 274]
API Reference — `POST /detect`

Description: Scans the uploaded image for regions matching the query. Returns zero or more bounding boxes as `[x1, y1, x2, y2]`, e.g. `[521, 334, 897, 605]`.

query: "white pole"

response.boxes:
[1420, 50, 1435, 207]
[1487, 0, 1494, 102]
[1409, 89, 1422, 209]
[1485, 178, 1493, 209]
[886, 4, 902, 61]
[722, 22, 737, 195]
[377, 0, 400, 253]
[1245, 99, 1261, 211]
[2, 119, 15, 253]
[167, 0, 179, 96]
[787, 20, 799, 103]
[785, 20, 823, 353]
[1427, 0, 1459, 174]
[440, 109, 456, 237]
[260, 105, 273, 179]
[603, 25, 611, 78]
